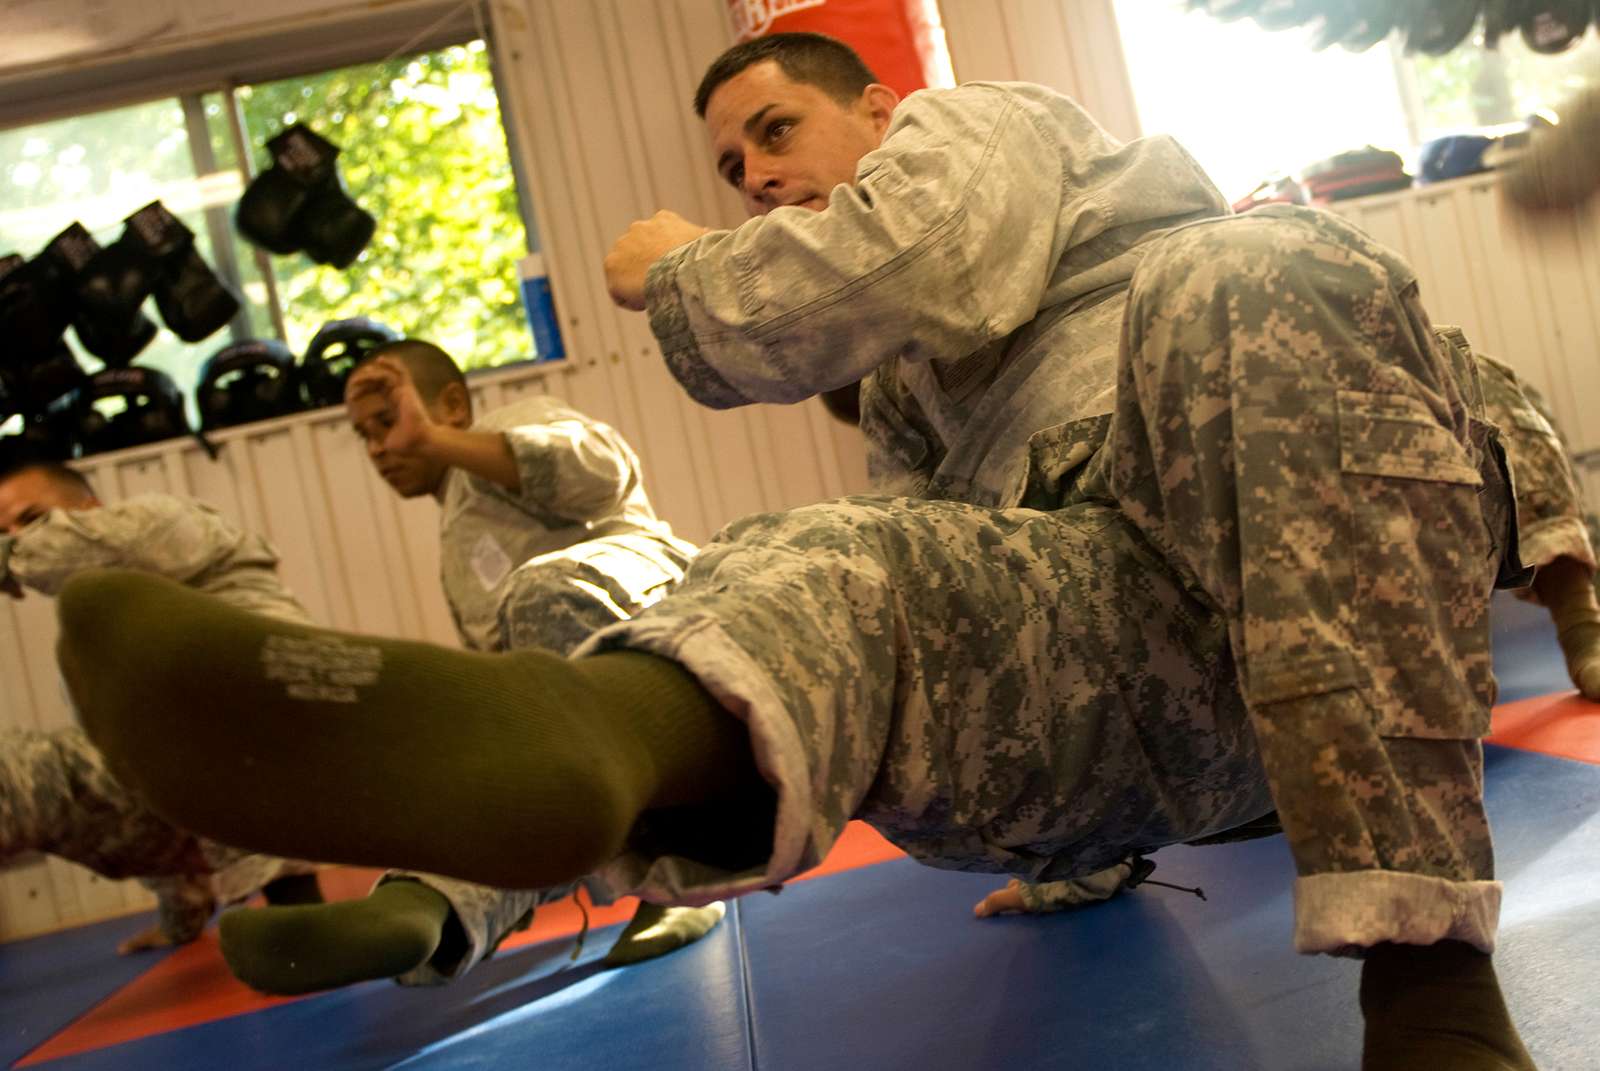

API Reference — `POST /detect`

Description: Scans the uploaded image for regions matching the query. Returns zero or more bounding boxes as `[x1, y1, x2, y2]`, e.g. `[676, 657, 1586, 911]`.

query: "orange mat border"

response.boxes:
[1486, 690, 1600, 765]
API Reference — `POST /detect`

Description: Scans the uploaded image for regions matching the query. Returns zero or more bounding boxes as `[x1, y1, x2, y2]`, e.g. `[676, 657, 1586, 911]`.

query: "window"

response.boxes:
[1, 93, 273, 399]
[1, 37, 539, 429]
[1111, 1, 1600, 202]
[235, 42, 531, 368]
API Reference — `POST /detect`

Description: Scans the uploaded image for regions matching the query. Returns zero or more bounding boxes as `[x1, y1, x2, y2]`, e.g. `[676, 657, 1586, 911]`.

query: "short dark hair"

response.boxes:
[0, 460, 96, 500]
[364, 340, 468, 406]
[694, 32, 880, 117]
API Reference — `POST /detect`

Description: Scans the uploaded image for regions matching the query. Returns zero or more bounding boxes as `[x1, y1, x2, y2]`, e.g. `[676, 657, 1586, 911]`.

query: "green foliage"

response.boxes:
[1409, 32, 1600, 138]
[237, 41, 533, 370]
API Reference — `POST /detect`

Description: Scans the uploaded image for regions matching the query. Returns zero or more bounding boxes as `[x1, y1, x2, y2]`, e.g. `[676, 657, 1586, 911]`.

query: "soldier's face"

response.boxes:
[0, 469, 92, 533]
[344, 385, 451, 499]
[704, 60, 896, 218]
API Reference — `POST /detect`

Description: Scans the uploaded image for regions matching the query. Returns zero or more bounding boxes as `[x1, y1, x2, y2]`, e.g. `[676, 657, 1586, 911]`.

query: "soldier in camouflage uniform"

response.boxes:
[57, 34, 1543, 1067]
[212, 339, 717, 996]
[601, 35, 1533, 1067]
[0, 462, 319, 953]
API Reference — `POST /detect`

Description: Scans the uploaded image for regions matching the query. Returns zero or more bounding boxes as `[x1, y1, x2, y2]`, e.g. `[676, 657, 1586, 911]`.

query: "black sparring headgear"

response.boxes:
[8, 397, 81, 464]
[195, 339, 303, 431]
[299, 317, 401, 408]
[73, 367, 190, 457]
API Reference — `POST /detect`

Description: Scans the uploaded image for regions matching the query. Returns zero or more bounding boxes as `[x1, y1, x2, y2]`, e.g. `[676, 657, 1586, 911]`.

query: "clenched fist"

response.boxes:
[603, 210, 711, 310]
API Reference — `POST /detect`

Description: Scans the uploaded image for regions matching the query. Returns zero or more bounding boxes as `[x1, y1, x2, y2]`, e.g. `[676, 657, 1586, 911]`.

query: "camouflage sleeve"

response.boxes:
[9, 495, 254, 595]
[141, 875, 215, 945]
[494, 415, 639, 523]
[642, 85, 1071, 408]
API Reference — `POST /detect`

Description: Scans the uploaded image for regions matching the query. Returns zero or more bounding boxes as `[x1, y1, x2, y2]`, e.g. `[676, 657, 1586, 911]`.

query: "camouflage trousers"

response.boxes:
[497, 531, 694, 654]
[1012, 315, 1588, 922]
[582, 205, 1514, 956]
[380, 534, 684, 984]
[0, 726, 313, 943]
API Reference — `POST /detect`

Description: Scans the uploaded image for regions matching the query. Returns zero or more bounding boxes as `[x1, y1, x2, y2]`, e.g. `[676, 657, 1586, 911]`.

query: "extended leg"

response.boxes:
[61, 486, 1267, 908]
[60, 570, 769, 893]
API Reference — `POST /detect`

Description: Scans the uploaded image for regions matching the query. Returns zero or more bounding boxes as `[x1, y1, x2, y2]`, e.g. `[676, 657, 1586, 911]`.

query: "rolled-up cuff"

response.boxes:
[1293, 870, 1501, 955]
[1016, 863, 1133, 913]
[379, 873, 544, 986]
[575, 613, 826, 906]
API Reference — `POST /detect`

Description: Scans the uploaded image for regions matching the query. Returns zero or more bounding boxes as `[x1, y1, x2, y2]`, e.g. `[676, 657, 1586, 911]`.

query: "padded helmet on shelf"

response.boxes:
[298, 316, 401, 409]
[8, 396, 81, 463]
[73, 366, 190, 457]
[195, 338, 303, 431]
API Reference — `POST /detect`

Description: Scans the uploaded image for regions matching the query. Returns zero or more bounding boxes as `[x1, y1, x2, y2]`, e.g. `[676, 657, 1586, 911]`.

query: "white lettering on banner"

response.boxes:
[728, 0, 827, 40]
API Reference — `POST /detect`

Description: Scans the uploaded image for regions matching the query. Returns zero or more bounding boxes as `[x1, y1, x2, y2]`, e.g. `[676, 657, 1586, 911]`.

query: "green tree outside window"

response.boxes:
[237, 41, 534, 371]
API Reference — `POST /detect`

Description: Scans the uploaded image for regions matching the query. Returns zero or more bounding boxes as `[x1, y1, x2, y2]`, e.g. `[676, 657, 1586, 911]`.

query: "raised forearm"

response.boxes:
[425, 426, 522, 495]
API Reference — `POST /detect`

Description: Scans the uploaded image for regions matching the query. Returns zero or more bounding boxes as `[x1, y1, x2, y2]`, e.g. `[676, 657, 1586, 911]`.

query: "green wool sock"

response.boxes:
[58, 569, 770, 892]
[220, 880, 451, 995]
[602, 901, 726, 967]
[1536, 556, 1600, 701]
[1360, 941, 1536, 1071]
[1558, 618, 1600, 701]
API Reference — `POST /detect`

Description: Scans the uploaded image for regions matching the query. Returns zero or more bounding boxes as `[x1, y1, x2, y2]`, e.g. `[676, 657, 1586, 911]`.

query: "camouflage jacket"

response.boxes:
[645, 80, 1230, 507]
[438, 397, 691, 650]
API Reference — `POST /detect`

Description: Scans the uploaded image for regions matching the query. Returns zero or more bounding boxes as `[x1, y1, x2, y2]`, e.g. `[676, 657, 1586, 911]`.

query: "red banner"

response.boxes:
[727, 0, 931, 98]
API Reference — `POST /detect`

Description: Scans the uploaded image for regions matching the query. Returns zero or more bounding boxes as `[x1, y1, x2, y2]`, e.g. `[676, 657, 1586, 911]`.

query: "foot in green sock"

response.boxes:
[602, 901, 726, 967]
[220, 880, 452, 995]
[1557, 619, 1600, 701]
[1360, 941, 1537, 1071]
[1533, 555, 1600, 700]
[57, 570, 771, 892]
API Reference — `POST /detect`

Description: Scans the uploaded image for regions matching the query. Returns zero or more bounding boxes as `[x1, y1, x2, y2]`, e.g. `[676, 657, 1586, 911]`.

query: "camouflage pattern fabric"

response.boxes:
[580, 494, 1273, 909]
[0, 726, 313, 943]
[498, 530, 692, 655]
[615, 202, 1517, 956]
[1077, 204, 1510, 954]
[1454, 332, 1597, 585]
[375, 875, 541, 986]
[438, 397, 694, 652]
[646, 82, 1230, 509]
[5, 494, 311, 619]
[1015, 321, 1595, 917]
[1011, 861, 1138, 913]
[1, 494, 315, 942]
